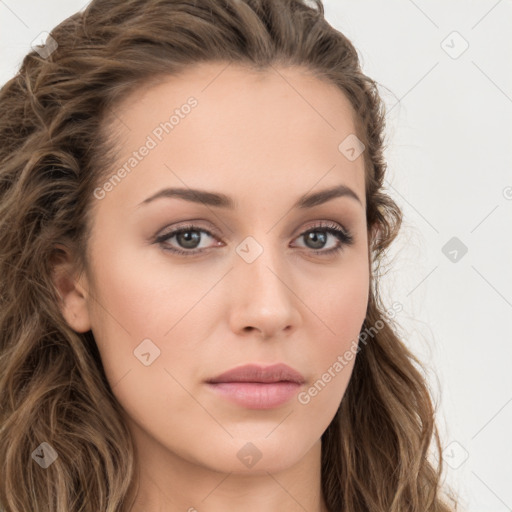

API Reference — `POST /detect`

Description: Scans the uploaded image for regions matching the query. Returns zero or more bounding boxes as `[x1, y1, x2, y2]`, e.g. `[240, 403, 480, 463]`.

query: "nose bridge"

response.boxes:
[237, 233, 289, 299]
[229, 232, 300, 336]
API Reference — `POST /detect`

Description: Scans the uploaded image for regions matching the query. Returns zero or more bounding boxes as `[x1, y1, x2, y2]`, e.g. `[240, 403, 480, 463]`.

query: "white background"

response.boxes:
[1, 1, 511, 511]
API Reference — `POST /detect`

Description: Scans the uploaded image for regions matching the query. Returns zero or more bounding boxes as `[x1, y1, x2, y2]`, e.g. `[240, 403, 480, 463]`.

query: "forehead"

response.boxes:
[118, 61, 358, 118]
[95, 62, 366, 213]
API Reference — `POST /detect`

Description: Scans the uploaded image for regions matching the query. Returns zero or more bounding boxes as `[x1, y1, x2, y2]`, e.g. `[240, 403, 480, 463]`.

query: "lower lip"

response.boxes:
[206, 382, 301, 409]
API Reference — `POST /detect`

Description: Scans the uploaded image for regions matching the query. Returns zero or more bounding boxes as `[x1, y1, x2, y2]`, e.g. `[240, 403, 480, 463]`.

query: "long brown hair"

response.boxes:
[0, 0, 458, 510]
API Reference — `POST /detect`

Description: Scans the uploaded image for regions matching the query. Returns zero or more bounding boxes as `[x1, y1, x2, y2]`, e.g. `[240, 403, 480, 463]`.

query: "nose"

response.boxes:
[228, 238, 302, 340]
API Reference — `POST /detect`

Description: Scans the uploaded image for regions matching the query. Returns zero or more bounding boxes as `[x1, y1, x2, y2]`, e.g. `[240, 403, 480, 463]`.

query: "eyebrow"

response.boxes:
[137, 184, 363, 210]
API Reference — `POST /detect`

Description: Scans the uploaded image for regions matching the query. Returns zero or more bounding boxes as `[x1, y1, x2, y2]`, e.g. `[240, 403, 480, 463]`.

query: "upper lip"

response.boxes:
[206, 363, 306, 384]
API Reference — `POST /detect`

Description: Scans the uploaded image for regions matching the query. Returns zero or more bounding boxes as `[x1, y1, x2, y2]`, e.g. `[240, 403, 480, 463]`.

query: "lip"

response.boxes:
[206, 363, 305, 409]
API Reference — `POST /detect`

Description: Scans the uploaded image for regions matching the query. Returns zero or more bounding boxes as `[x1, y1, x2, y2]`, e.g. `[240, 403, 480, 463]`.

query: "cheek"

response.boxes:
[311, 253, 369, 340]
[86, 236, 229, 402]
[304, 255, 368, 393]
[88, 236, 192, 338]
[85, 238, 178, 378]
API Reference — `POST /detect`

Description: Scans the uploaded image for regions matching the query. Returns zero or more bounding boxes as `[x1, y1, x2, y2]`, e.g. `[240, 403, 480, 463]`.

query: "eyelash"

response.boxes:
[154, 221, 354, 258]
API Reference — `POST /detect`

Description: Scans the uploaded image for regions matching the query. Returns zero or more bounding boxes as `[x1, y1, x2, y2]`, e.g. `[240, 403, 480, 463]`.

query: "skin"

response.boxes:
[53, 62, 370, 512]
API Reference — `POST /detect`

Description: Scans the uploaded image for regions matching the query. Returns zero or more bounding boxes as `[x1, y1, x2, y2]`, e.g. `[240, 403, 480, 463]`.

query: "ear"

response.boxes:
[50, 243, 92, 333]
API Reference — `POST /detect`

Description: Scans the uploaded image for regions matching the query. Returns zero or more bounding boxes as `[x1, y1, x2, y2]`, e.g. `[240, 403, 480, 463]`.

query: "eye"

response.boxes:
[154, 224, 221, 255]
[291, 221, 354, 256]
[154, 221, 354, 257]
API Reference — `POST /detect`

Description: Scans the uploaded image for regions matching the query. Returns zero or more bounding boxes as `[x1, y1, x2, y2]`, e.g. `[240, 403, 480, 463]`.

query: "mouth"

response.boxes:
[205, 363, 305, 410]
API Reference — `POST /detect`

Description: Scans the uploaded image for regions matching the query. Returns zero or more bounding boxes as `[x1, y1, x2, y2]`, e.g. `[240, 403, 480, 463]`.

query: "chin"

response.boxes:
[197, 434, 317, 475]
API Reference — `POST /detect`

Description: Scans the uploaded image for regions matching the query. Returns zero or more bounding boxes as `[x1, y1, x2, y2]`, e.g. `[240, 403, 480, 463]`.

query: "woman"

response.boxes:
[0, 0, 459, 510]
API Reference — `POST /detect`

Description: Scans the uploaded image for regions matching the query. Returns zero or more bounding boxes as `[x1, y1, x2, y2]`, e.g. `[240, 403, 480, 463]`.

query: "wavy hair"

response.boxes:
[0, 0, 459, 510]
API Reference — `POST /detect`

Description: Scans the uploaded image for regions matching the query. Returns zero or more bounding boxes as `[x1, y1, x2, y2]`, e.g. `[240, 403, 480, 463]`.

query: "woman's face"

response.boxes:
[68, 62, 369, 476]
